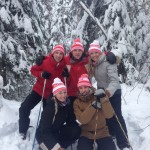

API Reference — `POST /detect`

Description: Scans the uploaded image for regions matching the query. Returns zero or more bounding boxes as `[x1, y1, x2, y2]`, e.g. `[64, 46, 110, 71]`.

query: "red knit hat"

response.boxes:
[77, 74, 92, 88]
[52, 44, 65, 55]
[70, 38, 84, 52]
[88, 40, 102, 55]
[52, 78, 67, 96]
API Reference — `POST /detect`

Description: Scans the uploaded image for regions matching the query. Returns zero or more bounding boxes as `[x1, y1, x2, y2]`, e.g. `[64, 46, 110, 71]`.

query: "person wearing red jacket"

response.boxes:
[19, 45, 66, 140]
[65, 38, 89, 107]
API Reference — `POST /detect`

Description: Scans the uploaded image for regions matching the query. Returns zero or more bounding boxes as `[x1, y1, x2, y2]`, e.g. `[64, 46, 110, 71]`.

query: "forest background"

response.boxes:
[0, 0, 150, 101]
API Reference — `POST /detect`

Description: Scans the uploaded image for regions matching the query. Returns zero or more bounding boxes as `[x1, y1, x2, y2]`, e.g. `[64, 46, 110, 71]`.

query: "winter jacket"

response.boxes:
[74, 91, 114, 139]
[65, 55, 89, 97]
[36, 96, 77, 150]
[94, 53, 121, 97]
[30, 54, 66, 99]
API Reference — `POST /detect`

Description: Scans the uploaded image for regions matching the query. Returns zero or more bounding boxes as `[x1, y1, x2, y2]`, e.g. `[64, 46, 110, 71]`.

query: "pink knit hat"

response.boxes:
[77, 74, 92, 88]
[88, 40, 102, 55]
[52, 78, 67, 96]
[70, 38, 84, 52]
[52, 44, 65, 55]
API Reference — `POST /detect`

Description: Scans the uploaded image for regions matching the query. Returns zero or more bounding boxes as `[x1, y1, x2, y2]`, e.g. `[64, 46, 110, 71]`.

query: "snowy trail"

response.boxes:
[0, 84, 150, 150]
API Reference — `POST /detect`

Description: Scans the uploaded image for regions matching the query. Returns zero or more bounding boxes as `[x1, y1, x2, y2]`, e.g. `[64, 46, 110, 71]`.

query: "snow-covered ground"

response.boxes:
[0, 83, 150, 150]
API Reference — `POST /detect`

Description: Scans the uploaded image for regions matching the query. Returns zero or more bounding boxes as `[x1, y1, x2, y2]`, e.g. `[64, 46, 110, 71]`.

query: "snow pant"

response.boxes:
[77, 136, 116, 150]
[19, 90, 46, 135]
[107, 89, 129, 149]
[36, 124, 81, 149]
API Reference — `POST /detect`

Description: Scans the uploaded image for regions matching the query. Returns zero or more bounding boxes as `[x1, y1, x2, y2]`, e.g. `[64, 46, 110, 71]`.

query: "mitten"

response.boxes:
[106, 52, 116, 64]
[94, 89, 106, 101]
[62, 68, 69, 77]
[35, 56, 45, 66]
[92, 101, 101, 109]
[42, 71, 51, 79]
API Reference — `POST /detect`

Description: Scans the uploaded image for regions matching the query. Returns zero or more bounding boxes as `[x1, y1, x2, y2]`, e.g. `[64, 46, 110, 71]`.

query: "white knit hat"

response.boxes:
[88, 40, 102, 55]
[77, 74, 92, 88]
[52, 78, 67, 96]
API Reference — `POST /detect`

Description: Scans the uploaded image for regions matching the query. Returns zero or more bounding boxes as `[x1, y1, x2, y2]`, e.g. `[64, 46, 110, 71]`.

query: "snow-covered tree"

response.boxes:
[0, 0, 150, 101]
[0, 0, 48, 100]
[0, 75, 3, 109]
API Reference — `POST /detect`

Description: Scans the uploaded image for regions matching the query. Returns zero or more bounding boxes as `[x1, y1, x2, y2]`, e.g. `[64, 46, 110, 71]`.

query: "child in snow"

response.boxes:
[74, 74, 116, 150]
[36, 78, 81, 150]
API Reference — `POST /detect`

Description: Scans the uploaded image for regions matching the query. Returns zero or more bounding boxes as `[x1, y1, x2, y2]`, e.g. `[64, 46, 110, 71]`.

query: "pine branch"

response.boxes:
[78, 1, 108, 39]
[137, 72, 149, 104]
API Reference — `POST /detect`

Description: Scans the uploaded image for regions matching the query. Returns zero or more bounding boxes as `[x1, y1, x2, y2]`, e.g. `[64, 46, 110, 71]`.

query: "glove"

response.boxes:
[92, 101, 101, 109]
[94, 89, 106, 101]
[35, 55, 45, 66]
[106, 52, 116, 64]
[62, 68, 69, 77]
[42, 71, 51, 79]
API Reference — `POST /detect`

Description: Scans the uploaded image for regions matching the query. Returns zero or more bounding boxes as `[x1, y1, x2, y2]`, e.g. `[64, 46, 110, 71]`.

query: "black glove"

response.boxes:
[106, 52, 116, 64]
[94, 89, 106, 102]
[62, 68, 69, 78]
[92, 101, 101, 109]
[42, 71, 51, 79]
[35, 56, 45, 66]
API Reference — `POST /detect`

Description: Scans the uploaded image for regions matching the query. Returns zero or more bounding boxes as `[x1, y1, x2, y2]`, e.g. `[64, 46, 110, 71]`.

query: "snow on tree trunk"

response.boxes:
[0, 75, 3, 109]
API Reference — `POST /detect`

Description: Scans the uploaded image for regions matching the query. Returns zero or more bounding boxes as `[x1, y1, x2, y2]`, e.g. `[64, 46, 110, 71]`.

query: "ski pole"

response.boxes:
[32, 79, 47, 150]
[113, 112, 133, 150]
[93, 108, 99, 150]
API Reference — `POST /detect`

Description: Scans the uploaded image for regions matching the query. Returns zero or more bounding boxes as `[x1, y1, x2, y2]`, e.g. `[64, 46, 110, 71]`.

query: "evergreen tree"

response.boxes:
[0, 0, 150, 101]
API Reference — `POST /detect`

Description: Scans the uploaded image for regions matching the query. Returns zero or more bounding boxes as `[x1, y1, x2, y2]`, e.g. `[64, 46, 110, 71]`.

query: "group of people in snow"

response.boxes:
[19, 38, 131, 150]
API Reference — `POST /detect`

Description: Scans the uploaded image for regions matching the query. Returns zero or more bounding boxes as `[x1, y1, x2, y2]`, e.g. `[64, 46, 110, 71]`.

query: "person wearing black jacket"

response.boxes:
[36, 78, 81, 150]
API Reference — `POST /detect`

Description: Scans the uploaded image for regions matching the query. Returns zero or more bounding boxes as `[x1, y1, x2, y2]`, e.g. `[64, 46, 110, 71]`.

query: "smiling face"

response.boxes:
[55, 90, 67, 102]
[78, 86, 90, 96]
[71, 49, 83, 60]
[53, 50, 64, 62]
[89, 51, 101, 62]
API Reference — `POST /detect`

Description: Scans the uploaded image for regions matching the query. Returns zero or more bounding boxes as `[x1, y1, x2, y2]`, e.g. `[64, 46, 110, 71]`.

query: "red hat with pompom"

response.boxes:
[52, 78, 67, 96]
[52, 44, 65, 55]
[70, 38, 84, 52]
[77, 74, 92, 88]
[88, 40, 102, 55]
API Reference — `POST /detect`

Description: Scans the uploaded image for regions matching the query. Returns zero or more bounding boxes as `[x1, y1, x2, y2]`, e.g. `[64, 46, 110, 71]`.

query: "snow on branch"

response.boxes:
[0, 75, 3, 109]
[79, 1, 108, 39]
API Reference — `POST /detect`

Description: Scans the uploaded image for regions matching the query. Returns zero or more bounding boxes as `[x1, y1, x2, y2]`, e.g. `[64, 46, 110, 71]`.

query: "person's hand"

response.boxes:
[62, 68, 69, 77]
[94, 89, 106, 101]
[42, 71, 51, 79]
[106, 52, 116, 64]
[35, 55, 45, 66]
[105, 90, 111, 98]
[92, 100, 101, 109]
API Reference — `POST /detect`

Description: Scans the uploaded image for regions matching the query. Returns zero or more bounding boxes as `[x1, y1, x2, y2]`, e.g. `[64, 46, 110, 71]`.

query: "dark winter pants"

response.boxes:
[107, 89, 129, 149]
[58, 125, 81, 148]
[19, 90, 46, 135]
[77, 136, 116, 150]
[36, 124, 81, 149]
